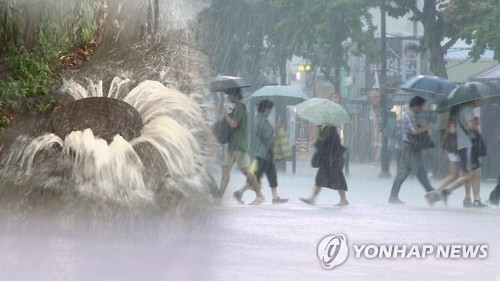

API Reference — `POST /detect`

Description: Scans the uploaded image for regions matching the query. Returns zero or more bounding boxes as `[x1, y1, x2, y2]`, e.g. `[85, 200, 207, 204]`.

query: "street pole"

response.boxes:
[379, 0, 391, 178]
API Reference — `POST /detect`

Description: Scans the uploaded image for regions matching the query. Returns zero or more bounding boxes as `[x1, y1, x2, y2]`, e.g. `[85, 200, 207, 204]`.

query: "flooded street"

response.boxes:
[1, 161, 498, 281]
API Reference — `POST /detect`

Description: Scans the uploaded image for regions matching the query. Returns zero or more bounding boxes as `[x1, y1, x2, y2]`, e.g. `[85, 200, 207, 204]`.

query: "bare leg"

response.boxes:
[436, 161, 459, 192]
[444, 173, 473, 193]
[271, 187, 279, 200]
[470, 168, 481, 200]
[243, 168, 265, 203]
[336, 190, 348, 205]
[464, 183, 471, 199]
[299, 185, 321, 205]
[309, 186, 322, 201]
[233, 183, 251, 203]
[218, 165, 231, 197]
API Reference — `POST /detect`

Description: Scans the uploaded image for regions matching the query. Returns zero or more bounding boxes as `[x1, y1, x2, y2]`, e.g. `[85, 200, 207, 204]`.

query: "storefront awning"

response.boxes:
[470, 64, 500, 82]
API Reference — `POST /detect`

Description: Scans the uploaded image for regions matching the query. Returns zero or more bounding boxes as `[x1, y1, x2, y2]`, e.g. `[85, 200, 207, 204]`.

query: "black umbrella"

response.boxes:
[209, 75, 250, 92]
[436, 81, 500, 113]
[400, 75, 457, 99]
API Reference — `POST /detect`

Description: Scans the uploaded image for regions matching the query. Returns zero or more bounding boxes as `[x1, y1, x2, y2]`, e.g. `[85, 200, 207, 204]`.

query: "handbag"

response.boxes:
[212, 119, 233, 144]
[272, 128, 292, 162]
[441, 132, 457, 152]
[458, 119, 486, 157]
[472, 133, 487, 157]
[408, 131, 435, 151]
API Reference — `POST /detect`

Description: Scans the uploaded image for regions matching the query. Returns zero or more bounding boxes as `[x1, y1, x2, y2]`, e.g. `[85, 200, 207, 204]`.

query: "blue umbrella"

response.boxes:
[400, 75, 457, 99]
[249, 85, 308, 105]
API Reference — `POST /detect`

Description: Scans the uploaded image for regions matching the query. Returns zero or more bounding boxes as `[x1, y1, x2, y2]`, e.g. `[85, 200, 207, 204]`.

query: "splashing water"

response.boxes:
[0, 77, 216, 207]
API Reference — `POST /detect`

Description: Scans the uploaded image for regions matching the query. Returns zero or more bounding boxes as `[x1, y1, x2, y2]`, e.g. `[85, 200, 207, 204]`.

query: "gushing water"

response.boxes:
[0, 77, 215, 207]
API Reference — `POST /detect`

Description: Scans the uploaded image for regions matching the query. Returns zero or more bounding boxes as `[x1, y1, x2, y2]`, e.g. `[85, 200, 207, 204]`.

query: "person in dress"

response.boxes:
[300, 125, 348, 206]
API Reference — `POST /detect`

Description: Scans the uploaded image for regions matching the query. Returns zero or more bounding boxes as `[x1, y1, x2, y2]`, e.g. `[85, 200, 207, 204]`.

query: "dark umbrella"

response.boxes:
[400, 75, 457, 99]
[436, 81, 500, 113]
[210, 75, 250, 92]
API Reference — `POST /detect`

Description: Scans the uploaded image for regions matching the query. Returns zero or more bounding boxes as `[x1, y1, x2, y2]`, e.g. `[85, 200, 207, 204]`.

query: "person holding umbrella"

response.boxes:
[300, 125, 349, 206]
[217, 87, 265, 205]
[294, 98, 350, 206]
[232, 99, 289, 204]
[433, 104, 487, 207]
[388, 96, 437, 205]
[431, 81, 500, 207]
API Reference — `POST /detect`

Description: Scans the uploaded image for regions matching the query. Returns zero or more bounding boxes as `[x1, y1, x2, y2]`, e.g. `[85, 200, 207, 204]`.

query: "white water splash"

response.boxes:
[1, 77, 214, 204]
[63, 129, 151, 201]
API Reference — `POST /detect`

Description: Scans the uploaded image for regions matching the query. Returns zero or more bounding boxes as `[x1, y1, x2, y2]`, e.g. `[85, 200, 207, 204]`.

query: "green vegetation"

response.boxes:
[0, 0, 107, 130]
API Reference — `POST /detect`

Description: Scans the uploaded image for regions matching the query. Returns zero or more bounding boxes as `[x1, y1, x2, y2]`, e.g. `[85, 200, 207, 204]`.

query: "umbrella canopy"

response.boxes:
[437, 81, 500, 113]
[400, 75, 457, 99]
[210, 75, 250, 92]
[296, 98, 350, 127]
[249, 85, 308, 105]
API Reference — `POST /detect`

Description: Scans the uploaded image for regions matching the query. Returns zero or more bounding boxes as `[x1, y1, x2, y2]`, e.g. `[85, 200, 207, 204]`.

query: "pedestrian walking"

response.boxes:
[434, 109, 487, 207]
[300, 125, 348, 206]
[233, 99, 288, 204]
[434, 108, 473, 207]
[217, 87, 265, 205]
[388, 96, 437, 205]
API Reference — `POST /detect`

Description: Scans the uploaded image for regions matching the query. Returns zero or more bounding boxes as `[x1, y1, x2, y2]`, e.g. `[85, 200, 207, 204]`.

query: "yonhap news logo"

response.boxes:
[317, 234, 489, 270]
[317, 234, 349, 269]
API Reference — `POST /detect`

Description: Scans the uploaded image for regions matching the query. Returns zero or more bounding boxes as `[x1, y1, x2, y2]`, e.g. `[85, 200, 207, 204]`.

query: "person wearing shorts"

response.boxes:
[217, 88, 264, 205]
[435, 105, 487, 207]
[434, 113, 473, 207]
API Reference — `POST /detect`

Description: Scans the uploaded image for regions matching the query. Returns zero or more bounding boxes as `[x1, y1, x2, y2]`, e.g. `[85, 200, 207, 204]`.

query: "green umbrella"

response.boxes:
[296, 98, 350, 126]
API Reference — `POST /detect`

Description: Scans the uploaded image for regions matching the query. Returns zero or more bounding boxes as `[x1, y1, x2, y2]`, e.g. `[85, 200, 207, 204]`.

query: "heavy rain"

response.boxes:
[0, 0, 499, 280]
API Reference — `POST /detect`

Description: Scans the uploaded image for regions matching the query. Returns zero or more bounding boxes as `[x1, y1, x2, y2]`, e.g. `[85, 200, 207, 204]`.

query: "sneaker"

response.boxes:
[463, 198, 473, 208]
[473, 200, 488, 208]
[388, 198, 405, 204]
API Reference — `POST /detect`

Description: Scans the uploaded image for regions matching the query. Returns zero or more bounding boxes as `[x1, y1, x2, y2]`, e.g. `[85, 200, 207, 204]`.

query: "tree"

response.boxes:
[444, 0, 500, 61]
[197, 0, 274, 85]
[198, 0, 376, 91]
[386, 0, 499, 79]
[385, 0, 452, 78]
[266, 0, 375, 91]
[303, 0, 375, 94]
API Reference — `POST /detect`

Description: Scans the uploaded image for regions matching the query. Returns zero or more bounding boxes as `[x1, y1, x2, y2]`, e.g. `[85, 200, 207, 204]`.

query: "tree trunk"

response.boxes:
[278, 36, 288, 85]
[279, 50, 287, 85]
[422, 0, 448, 78]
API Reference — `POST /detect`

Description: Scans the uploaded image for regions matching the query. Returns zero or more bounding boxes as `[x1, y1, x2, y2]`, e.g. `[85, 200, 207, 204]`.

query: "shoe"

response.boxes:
[424, 192, 439, 206]
[473, 200, 488, 208]
[233, 191, 245, 204]
[334, 201, 349, 207]
[463, 198, 473, 208]
[299, 198, 315, 206]
[388, 198, 405, 204]
[438, 190, 450, 205]
[248, 197, 265, 205]
[272, 197, 289, 204]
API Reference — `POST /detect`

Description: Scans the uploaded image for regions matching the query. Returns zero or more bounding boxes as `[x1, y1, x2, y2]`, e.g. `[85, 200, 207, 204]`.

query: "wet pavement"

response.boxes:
[1, 161, 499, 281]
